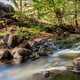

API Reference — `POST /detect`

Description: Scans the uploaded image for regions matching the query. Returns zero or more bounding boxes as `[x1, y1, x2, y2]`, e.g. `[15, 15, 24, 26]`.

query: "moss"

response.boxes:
[16, 27, 41, 40]
[50, 72, 78, 80]
[55, 35, 80, 49]
[59, 53, 80, 60]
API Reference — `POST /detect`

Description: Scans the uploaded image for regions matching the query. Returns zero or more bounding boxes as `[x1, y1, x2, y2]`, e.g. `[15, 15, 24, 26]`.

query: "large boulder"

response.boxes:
[12, 48, 32, 64]
[0, 2, 14, 18]
[18, 40, 32, 50]
[32, 38, 56, 56]
[3, 34, 32, 49]
[0, 49, 13, 64]
[3, 34, 18, 48]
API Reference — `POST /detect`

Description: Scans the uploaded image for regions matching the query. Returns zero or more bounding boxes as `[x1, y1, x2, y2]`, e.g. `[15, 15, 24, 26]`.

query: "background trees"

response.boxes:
[33, 0, 80, 26]
[2, 0, 80, 27]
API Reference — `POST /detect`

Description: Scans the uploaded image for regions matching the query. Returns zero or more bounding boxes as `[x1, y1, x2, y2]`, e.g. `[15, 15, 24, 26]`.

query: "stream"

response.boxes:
[0, 36, 80, 80]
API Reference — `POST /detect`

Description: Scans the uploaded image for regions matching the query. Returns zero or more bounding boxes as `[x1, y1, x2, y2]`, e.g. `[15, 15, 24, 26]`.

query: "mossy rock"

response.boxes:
[59, 53, 80, 60]
[50, 71, 77, 80]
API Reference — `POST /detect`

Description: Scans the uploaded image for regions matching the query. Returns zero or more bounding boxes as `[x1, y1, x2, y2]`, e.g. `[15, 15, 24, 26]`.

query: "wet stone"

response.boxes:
[0, 49, 13, 64]
[3, 34, 18, 48]
[73, 57, 80, 72]
[12, 48, 32, 64]
[32, 38, 56, 56]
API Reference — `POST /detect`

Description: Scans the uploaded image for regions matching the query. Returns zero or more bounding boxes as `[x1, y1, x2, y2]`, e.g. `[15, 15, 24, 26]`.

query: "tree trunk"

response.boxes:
[74, 0, 78, 27]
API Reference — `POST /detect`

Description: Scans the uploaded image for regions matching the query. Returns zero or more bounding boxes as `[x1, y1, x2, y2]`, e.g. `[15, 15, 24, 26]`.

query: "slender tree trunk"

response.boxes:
[19, 0, 23, 31]
[74, 0, 78, 27]
[20, 0, 23, 17]
[74, 0, 79, 33]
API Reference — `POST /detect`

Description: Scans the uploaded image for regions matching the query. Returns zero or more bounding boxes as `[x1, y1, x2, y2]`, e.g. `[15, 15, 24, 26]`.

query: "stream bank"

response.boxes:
[0, 33, 80, 80]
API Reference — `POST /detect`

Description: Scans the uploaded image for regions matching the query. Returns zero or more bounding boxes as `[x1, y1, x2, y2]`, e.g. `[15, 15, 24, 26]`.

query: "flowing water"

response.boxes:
[0, 37, 80, 80]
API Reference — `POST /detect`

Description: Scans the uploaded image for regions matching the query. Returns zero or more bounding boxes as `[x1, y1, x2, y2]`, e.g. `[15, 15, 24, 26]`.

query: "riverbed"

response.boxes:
[0, 34, 80, 80]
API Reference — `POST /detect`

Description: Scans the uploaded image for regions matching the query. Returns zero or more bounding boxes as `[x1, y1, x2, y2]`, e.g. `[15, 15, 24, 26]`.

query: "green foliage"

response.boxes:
[33, 0, 80, 25]
[16, 27, 41, 40]
[0, 20, 5, 25]
[50, 72, 77, 80]
[9, 0, 80, 26]
[55, 35, 80, 49]
[0, 31, 7, 36]
[33, 0, 65, 25]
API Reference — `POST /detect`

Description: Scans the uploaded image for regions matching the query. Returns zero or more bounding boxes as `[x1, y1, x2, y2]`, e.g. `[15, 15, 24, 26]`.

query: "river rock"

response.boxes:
[3, 34, 32, 49]
[32, 38, 56, 56]
[12, 48, 32, 64]
[59, 52, 80, 60]
[0, 49, 13, 64]
[3, 34, 18, 48]
[29, 70, 66, 80]
[0, 39, 7, 48]
[18, 40, 32, 50]
[30, 52, 40, 60]
[0, 2, 14, 18]
[73, 57, 80, 71]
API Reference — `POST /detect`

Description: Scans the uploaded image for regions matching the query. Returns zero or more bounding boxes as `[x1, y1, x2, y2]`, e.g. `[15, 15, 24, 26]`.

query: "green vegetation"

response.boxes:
[1, 0, 80, 44]
[50, 71, 79, 80]
[1, 0, 80, 37]
[59, 53, 80, 60]
[9, 0, 80, 26]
